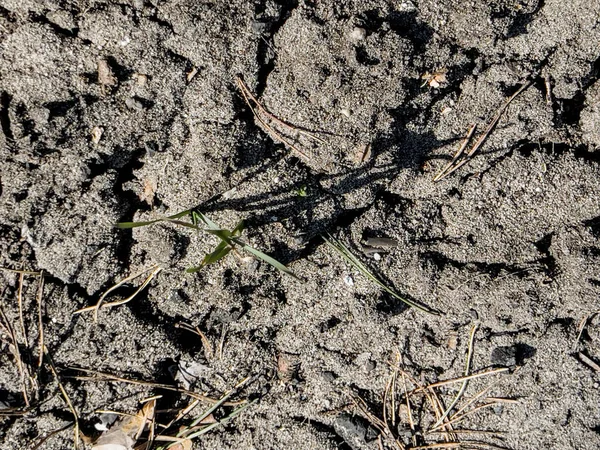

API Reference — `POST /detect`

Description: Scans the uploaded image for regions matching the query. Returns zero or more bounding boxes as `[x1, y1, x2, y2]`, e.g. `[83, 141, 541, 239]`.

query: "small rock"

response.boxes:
[349, 27, 367, 42]
[97, 58, 117, 87]
[492, 404, 504, 415]
[91, 126, 103, 145]
[399, 0, 417, 12]
[125, 97, 144, 110]
[343, 274, 354, 286]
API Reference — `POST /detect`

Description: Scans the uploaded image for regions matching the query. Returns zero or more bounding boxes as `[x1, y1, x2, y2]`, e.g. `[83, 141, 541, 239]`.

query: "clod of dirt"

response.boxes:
[333, 413, 374, 450]
[491, 345, 518, 367]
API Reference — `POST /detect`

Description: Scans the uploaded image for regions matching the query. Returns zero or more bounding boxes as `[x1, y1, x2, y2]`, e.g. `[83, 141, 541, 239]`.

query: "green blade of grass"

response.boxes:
[186, 241, 233, 272]
[323, 234, 439, 315]
[231, 237, 300, 280]
[193, 211, 221, 230]
[232, 220, 245, 237]
[117, 209, 192, 229]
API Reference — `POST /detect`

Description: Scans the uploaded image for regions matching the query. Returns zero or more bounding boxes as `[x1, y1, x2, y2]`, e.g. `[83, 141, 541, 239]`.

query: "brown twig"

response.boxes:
[236, 76, 326, 159]
[434, 81, 532, 181]
[176, 322, 213, 360]
[45, 346, 80, 449]
[66, 368, 245, 406]
[74, 265, 162, 321]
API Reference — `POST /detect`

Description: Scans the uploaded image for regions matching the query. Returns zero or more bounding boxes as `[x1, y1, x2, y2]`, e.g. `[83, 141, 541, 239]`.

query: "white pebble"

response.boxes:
[344, 275, 354, 286]
[373, 253, 381, 261]
[350, 27, 367, 42]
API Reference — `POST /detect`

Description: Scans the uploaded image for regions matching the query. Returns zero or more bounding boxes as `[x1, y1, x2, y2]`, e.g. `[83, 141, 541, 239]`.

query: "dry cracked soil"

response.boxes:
[1, 1, 600, 449]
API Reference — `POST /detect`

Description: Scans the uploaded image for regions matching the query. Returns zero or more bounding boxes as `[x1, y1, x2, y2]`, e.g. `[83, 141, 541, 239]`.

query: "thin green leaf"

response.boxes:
[233, 238, 300, 280]
[117, 220, 160, 229]
[194, 211, 221, 230]
[201, 242, 233, 266]
[232, 220, 245, 237]
[323, 235, 439, 315]
[204, 228, 233, 243]
[117, 209, 191, 228]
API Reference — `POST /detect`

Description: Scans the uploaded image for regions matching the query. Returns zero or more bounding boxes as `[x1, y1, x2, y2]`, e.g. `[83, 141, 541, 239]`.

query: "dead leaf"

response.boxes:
[421, 68, 447, 88]
[171, 438, 193, 450]
[93, 400, 156, 450]
[92, 429, 135, 450]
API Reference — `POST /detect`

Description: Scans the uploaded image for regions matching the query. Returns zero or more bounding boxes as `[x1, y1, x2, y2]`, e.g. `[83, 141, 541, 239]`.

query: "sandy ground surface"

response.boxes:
[1, 1, 600, 449]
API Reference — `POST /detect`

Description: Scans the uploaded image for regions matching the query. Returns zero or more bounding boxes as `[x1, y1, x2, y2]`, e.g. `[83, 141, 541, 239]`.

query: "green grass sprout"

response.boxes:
[118, 210, 299, 279]
[323, 234, 439, 315]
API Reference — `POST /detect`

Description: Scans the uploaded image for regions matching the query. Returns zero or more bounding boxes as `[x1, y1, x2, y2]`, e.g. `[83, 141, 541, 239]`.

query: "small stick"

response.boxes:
[402, 372, 417, 448]
[236, 77, 325, 143]
[236, 77, 309, 159]
[415, 368, 509, 391]
[36, 272, 45, 370]
[544, 76, 553, 106]
[74, 265, 161, 320]
[66, 368, 244, 405]
[176, 322, 213, 360]
[30, 422, 74, 450]
[17, 272, 29, 348]
[0, 302, 29, 406]
[576, 310, 600, 348]
[433, 124, 477, 181]
[218, 323, 227, 360]
[432, 324, 479, 429]
[435, 80, 532, 181]
[44, 346, 80, 449]
[578, 352, 600, 372]
[437, 402, 506, 430]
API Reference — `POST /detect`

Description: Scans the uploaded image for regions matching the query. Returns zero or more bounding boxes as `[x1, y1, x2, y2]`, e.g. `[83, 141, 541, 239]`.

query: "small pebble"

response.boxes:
[350, 27, 367, 41]
[343, 274, 354, 286]
[340, 108, 351, 117]
[125, 97, 144, 110]
[373, 253, 381, 261]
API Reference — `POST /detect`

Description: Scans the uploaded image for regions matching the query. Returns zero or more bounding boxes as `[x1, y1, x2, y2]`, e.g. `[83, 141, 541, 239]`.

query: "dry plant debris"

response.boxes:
[421, 69, 448, 89]
[74, 265, 163, 321]
[236, 76, 325, 159]
[352, 326, 515, 450]
[434, 80, 532, 181]
[86, 376, 254, 450]
[324, 235, 439, 315]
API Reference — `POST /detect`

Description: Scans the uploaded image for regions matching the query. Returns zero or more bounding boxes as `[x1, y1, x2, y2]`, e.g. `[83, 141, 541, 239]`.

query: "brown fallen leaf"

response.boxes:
[93, 400, 156, 450]
[421, 68, 448, 88]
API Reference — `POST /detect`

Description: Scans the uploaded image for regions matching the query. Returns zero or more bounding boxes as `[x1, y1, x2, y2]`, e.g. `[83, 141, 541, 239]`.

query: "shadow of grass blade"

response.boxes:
[323, 234, 439, 315]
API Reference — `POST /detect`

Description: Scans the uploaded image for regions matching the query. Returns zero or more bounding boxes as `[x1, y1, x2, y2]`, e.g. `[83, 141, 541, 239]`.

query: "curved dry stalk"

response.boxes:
[431, 324, 479, 429]
[73, 265, 162, 321]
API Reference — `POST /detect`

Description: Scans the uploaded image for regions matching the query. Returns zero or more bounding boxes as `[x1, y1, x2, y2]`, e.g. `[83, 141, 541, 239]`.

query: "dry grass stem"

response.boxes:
[434, 81, 532, 181]
[576, 310, 600, 347]
[175, 322, 213, 360]
[74, 265, 162, 320]
[66, 368, 244, 406]
[432, 324, 479, 428]
[237, 76, 326, 159]
[36, 272, 45, 370]
[45, 346, 80, 449]
[416, 368, 509, 391]
[0, 301, 30, 406]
